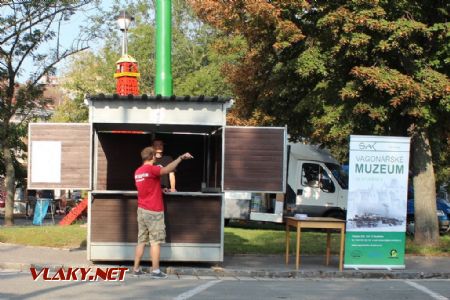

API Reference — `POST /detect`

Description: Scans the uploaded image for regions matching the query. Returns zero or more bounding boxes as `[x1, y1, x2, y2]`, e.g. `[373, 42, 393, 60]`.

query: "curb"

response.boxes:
[0, 262, 93, 272]
[0, 262, 32, 272]
[0, 242, 80, 252]
[2, 262, 449, 279]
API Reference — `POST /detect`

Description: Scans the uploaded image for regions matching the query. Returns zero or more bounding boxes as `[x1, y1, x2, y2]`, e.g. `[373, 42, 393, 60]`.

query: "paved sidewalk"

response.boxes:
[1, 243, 449, 279]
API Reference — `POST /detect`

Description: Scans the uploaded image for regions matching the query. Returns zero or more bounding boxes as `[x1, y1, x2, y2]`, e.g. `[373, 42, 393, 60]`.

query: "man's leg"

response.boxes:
[150, 243, 160, 271]
[148, 211, 167, 278]
[134, 243, 146, 271]
[135, 208, 148, 273]
[150, 243, 167, 278]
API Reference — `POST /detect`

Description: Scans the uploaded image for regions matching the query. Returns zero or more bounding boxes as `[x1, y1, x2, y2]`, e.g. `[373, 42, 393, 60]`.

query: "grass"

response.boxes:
[405, 234, 450, 256]
[0, 222, 449, 256]
[0, 224, 87, 249]
[225, 227, 343, 255]
[225, 227, 450, 256]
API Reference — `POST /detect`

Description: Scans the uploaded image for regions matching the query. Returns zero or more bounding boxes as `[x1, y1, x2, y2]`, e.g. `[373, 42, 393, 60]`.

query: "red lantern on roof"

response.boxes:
[114, 54, 140, 96]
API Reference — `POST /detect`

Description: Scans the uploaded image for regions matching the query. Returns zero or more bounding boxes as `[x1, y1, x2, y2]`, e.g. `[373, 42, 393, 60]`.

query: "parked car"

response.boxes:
[407, 198, 450, 234]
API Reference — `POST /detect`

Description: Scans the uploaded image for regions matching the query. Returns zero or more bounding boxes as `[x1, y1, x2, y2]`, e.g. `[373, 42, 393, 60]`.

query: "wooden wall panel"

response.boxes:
[90, 194, 222, 243]
[224, 127, 285, 192]
[28, 124, 90, 189]
[208, 132, 222, 189]
[96, 135, 107, 190]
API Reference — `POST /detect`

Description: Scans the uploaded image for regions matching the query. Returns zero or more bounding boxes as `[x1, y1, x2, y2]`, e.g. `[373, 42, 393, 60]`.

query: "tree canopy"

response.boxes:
[0, 1, 95, 225]
[60, 0, 233, 102]
[188, 0, 450, 245]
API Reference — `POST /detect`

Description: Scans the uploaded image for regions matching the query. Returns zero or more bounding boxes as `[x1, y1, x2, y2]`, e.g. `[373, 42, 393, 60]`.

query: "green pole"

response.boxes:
[155, 0, 173, 96]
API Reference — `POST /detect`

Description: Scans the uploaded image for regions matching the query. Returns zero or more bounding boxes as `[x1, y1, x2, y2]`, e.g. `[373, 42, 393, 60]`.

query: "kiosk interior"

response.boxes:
[27, 95, 286, 262]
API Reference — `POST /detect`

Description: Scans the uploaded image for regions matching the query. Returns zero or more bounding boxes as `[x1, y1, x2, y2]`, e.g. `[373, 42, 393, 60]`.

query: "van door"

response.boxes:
[323, 162, 348, 211]
[28, 123, 91, 190]
[223, 126, 287, 222]
[295, 161, 339, 216]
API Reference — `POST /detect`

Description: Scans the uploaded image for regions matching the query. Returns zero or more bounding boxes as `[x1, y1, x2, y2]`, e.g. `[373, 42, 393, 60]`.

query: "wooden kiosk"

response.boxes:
[27, 94, 287, 262]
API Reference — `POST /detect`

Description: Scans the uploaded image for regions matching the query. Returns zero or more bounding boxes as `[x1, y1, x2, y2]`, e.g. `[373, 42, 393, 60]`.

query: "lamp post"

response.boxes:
[117, 10, 134, 56]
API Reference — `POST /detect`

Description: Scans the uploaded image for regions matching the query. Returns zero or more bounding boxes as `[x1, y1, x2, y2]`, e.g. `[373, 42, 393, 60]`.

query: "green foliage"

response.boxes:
[189, 0, 449, 243]
[61, 50, 116, 95]
[0, 82, 47, 185]
[175, 63, 232, 96]
[174, 36, 237, 96]
[50, 95, 88, 123]
[296, 47, 328, 79]
[191, 0, 449, 176]
[0, 1, 95, 225]
[128, 23, 155, 94]
[64, 0, 233, 98]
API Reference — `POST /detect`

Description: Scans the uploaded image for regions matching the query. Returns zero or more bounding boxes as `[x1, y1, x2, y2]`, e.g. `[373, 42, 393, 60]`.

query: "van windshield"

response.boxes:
[325, 163, 348, 189]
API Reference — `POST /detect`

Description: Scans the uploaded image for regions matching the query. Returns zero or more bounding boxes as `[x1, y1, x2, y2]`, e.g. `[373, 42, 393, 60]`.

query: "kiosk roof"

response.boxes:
[88, 94, 232, 103]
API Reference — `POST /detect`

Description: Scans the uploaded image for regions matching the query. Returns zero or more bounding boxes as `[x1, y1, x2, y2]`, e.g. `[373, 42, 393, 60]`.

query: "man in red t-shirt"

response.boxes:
[133, 146, 193, 278]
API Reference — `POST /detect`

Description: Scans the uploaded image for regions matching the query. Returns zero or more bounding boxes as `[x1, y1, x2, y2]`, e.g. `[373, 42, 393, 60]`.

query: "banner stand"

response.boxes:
[344, 135, 410, 270]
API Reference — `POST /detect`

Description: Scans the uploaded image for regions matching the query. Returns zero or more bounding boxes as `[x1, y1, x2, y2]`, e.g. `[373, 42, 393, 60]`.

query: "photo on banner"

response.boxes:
[344, 135, 410, 269]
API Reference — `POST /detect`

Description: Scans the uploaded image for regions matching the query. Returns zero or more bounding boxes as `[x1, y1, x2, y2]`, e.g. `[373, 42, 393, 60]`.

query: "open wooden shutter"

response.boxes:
[223, 126, 286, 192]
[28, 123, 91, 190]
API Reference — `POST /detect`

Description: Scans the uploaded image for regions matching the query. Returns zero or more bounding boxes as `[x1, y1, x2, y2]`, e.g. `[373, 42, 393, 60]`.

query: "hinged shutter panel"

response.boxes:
[223, 127, 286, 192]
[28, 123, 91, 190]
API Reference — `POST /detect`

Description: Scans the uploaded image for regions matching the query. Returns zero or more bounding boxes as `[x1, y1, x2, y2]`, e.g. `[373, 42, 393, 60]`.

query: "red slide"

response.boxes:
[59, 198, 88, 226]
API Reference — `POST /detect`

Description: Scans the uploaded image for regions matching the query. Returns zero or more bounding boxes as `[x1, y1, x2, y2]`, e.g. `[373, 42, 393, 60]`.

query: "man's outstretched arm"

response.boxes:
[160, 153, 193, 175]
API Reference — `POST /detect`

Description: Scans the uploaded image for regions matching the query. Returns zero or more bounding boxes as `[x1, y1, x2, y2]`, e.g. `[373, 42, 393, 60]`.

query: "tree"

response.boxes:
[0, 1, 94, 226]
[62, 0, 233, 100]
[188, 0, 449, 246]
[174, 35, 238, 97]
[61, 49, 117, 95]
[50, 94, 88, 123]
[51, 48, 114, 123]
[0, 119, 28, 189]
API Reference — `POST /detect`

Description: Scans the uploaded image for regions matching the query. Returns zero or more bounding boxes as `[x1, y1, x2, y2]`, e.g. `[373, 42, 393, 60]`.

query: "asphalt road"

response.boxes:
[0, 271, 449, 300]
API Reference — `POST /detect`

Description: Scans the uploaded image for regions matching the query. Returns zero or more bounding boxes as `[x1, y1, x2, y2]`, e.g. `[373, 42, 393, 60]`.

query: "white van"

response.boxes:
[286, 143, 348, 219]
[225, 142, 349, 222]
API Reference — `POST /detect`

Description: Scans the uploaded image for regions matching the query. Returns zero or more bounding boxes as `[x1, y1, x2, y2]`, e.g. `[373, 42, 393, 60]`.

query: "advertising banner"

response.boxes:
[344, 135, 410, 269]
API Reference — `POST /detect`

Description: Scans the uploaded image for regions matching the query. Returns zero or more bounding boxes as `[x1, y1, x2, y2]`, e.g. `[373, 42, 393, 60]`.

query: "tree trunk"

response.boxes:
[3, 144, 16, 226]
[411, 131, 439, 246]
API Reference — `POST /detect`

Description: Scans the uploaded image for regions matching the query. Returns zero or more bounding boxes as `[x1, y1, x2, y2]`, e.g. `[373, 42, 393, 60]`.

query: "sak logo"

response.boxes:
[30, 267, 128, 281]
[389, 249, 399, 258]
[358, 142, 377, 151]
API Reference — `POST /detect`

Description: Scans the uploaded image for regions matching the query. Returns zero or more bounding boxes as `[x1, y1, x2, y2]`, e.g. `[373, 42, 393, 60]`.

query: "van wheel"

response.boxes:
[326, 210, 346, 220]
